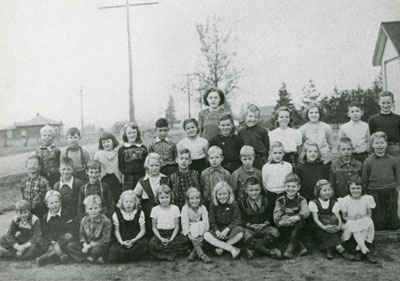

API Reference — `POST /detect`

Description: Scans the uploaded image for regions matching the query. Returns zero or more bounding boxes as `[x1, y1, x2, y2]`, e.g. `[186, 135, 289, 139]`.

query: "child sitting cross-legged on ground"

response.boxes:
[108, 190, 148, 263]
[181, 187, 212, 263]
[36, 191, 76, 266]
[308, 180, 355, 260]
[148, 185, 189, 261]
[273, 173, 310, 259]
[239, 177, 282, 260]
[204, 181, 243, 259]
[67, 194, 112, 264]
[0, 200, 42, 260]
[338, 180, 377, 263]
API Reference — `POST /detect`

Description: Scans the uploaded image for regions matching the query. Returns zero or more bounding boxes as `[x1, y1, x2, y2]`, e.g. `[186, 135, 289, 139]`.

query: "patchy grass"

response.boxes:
[0, 173, 24, 214]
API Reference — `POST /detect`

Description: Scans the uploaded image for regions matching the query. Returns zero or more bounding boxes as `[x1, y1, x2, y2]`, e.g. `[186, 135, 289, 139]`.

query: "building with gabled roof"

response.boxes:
[0, 113, 63, 146]
[373, 21, 400, 113]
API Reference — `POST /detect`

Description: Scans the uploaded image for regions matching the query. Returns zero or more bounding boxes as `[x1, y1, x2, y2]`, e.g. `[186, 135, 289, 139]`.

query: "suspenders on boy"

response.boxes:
[66, 146, 87, 170]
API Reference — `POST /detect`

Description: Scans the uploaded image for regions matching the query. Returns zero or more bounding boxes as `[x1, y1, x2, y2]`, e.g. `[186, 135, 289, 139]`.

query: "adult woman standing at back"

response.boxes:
[198, 87, 231, 141]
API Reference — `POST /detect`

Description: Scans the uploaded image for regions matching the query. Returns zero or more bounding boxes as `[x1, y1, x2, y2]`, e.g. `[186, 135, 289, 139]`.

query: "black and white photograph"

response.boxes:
[0, 0, 400, 280]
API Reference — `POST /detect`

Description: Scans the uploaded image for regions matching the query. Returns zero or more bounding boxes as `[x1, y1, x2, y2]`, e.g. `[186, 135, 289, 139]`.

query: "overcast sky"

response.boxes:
[0, 0, 399, 129]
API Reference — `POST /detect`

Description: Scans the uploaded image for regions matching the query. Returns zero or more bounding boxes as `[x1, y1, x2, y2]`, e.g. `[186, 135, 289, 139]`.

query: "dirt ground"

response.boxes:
[0, 242, 399, 281]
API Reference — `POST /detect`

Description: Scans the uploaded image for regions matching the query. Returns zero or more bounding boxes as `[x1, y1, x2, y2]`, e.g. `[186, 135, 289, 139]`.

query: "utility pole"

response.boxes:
[186, 74, 191, 118]
[80, 87, 84, 136]
[177, 73, 198, 118]
[99, 1, 159, 123]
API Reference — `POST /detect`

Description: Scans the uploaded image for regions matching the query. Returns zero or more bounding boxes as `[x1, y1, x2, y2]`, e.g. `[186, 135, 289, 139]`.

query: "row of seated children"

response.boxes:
[0, 171, 376, 265]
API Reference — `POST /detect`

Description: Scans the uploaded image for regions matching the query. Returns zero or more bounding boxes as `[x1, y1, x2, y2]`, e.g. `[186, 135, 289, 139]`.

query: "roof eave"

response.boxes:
[372, 25, 387, 67]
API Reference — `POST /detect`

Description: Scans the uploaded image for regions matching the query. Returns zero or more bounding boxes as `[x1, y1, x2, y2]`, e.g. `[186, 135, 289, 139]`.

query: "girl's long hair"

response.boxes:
[212, 181, 235, 206]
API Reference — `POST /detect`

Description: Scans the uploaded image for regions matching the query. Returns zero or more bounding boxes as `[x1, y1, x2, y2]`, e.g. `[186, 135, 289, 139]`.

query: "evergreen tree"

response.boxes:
[301, 79, 321, 107]
[274, 82, 295, 110]
[165, 95, 178, 128]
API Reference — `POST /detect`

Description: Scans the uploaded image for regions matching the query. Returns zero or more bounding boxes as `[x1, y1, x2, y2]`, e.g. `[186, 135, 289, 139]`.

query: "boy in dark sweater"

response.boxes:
[239, 177, 281, 259]
[53, 157, 83, 221]
[273, 173, 310, 259]
[369, 91, 400, 158]
[209, 114, 243, 173]
[0, 200, 42, 260]
[238, 104, 270, 170]
[77, 160, 115, 222]
[330, 137, 362, 198]
[362, 132, 400, 230]
[36, 191, 76, 266]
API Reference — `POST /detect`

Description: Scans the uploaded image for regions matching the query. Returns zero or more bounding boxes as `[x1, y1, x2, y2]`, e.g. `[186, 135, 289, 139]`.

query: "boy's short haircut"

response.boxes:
[240, 145, 255, 157]
[178, 148, 191, 158]
[86, 160, 101, 171]
[284, 173, 300, 185]
[182, 118, 199, 131]
[208, 146, 223, 157]
[219, 114, 234, 124]
[246, 104, 260, 116]
[347, 101, 363, 111]
[144, 152, 163, 169]
[83, 194, 102, 208]
[155, 118, 169, 129]
[155, 184, 174, 204]
[370, 131, 387, 148]
[66, 127, 81, 137]
[203, 87, 225, 106]
[338, 137, 353, 149]
[302, 102, 325, 121]
[245, 177, 261, 188]
[379, 91, 394, 100]
[40, 125, 55, 136]
[15, 200, 31, 212]
[60, 157, 74, 168]
[26, 155, 41, 166]
[270, 141, 284, 151]
[45, 190, 61, 203]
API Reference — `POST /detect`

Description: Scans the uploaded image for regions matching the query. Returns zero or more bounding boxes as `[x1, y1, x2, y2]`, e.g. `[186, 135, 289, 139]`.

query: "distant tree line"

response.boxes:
[269, 75, 383, 129]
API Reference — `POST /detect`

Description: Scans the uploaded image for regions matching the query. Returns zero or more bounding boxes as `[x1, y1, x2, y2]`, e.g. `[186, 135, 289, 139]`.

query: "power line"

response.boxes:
[99, 1, 159, 123]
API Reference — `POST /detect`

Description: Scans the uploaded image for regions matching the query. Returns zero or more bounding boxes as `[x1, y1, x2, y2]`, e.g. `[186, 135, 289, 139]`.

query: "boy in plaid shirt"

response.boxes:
[21, 155, 51, 220]
[169, 148, 200, 209]
[149, 118, 178, 177]
[36, 125, 61, 187]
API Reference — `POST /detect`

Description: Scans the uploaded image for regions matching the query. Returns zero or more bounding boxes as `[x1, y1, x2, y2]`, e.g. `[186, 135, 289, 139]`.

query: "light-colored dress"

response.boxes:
[299, 121, 333, 163]
[338, 195, 376, 243]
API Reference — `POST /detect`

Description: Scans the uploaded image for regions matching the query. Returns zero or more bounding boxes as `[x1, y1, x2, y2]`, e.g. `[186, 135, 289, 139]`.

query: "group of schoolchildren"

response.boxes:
[1, 89, 400, 267]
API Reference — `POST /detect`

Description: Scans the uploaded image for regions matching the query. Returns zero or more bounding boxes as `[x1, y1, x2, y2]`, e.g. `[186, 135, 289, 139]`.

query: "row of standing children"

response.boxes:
[2, 88, 400, 264]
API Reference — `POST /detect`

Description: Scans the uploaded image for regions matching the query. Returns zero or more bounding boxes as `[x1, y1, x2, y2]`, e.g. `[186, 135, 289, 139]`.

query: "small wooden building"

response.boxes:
[373, 21, 400, 113]
[0, 113, 63, 146]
